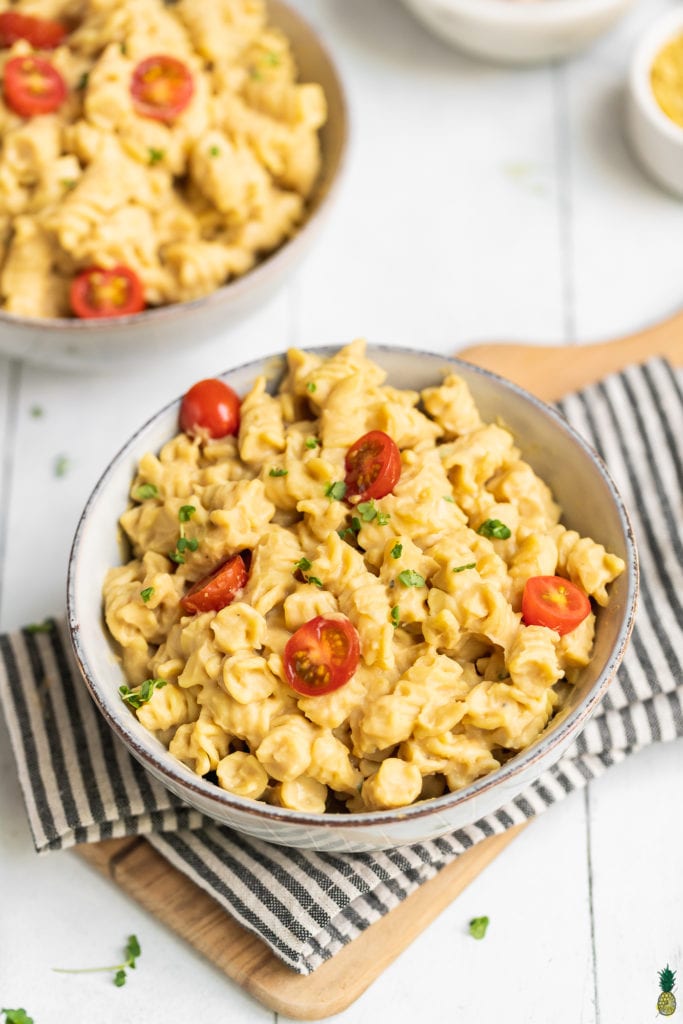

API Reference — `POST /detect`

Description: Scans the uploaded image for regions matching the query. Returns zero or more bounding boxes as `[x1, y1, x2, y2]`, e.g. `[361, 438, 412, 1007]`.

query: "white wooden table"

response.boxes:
[1, 1, 682, 1020]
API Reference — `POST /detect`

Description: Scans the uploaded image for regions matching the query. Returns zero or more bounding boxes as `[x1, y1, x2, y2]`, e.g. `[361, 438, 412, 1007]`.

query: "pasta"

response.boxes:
[103, 341, 626, 814]
[0, 0, 325, 317]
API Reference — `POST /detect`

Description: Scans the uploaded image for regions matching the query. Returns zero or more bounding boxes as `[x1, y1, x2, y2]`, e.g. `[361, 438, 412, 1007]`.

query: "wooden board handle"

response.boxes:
[458, 309, 683, 402]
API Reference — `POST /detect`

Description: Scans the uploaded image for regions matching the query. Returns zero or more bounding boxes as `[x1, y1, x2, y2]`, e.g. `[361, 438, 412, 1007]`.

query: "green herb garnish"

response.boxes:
[443, 494, 455, 503]
[398, 570, 425, 588]
[306, 381, 317, 394]
[119, 680, 166, 709]
[269, 467, 288, 477]
[294, 557, 312, 573]
[209, 145, 220, 157]
[477, 519, 511, 540]
[178, 505, 196, 523]
[76, 71, 89, 91]
[60, 178, 76, 190]
[2, 1010, 34, 1024]
[307, 576, 323, 589]
[377, 511, 391, 526]
[53, 934, 141, 987]
[390, 605, 400, 627]
[168, 551, 185, 564]
[54, 455, 70, 477]
[453, 562, 476, 574]
[357, 501, 377, 522]
[25, 620, 53, 634]
[305, 437, 320, 449]
[469, 916, 490, 940]
[391, 542, 403, 559]
[264, 50, 281, 66]
[29, 404, 43, 418]
[140, 587, 154, 603]
[148, 147, 165, 165]
[134, 483, 158, 501]
[325, 480, 347, 501]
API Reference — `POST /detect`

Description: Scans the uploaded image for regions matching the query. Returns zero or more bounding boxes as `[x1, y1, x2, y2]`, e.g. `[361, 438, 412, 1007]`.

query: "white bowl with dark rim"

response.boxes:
[0, 1, 348, 372]
[67, 345, 638, 852]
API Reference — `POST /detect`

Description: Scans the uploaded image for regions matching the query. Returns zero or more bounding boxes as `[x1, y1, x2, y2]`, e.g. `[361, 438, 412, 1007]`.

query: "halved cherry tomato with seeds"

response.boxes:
[4, 55, 66, 117]
[70, 265, 145, 318]
[180, 553, 248, 615]
[344, 430, 401, 502]
[522, 575, 591, 636]
[283, 616, 360, 696]
[130, 55, 194, 122]
[0, 11, 66, 49]
[180, 378, 241, 438]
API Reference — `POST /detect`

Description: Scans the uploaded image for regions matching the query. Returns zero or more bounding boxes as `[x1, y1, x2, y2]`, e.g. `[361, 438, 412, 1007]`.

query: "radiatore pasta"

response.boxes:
[103, 341, 626, 814]
[0, 0, 326, 317]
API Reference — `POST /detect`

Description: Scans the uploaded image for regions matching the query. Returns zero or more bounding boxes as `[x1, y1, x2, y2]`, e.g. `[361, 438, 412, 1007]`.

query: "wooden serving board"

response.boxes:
[75, 317, 683, 1021]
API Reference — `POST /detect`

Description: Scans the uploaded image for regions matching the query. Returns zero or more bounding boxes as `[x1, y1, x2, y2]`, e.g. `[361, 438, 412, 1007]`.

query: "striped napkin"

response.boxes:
[1, 358, 682, 975]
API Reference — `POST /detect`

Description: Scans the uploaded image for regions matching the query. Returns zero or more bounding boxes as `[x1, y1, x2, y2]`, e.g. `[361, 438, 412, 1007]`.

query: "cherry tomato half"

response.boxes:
[345, 430, 401, 501]
[180, 553, 248, 615]
[283, 615, 360, 697]
[0, 11, 66, 49]
[4, 55, 66, 117]
[130, 55, 194, 122]
[179, 379, 241, 438]
[70, 265, 145, 318]
[522, 575, 591, 636]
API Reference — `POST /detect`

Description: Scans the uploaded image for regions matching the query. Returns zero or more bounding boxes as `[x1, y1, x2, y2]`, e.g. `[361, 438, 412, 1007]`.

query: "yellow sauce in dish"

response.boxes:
[651, 33, 683, 129]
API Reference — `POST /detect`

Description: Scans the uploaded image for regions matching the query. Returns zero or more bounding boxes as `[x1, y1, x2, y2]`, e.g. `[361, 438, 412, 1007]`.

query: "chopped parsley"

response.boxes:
[443, 495, 455, 503]
[134, 483, 158, 501]
[356, 500, 390, 526]
[305, 437, 320, 449]
[453, 562, 476, 574]
[325, 480, 347, 501]
[305, 381, 317, 394]
[268, 467, 288, 477]
[468, 916, 490, 940]
[391, 542, 403, 559]
[390, 605, 400, 627]
[148, 147, 165, 165]
[25, 620, 53, 634]
[209, 145, 220, 157]
[477, 518, 511, 540]
[140, 587, 154, 603]
[119, 679, 166, 709]
[398, 570, 425, 588]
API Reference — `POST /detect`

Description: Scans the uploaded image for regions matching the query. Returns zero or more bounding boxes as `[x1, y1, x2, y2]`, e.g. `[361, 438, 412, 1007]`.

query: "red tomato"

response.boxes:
[345, 430, 401, 501]
[180, 554, 248, 614]
[70, 265, 145, 318]
[0, 11, 66, 48]
[522, 576, 591, 636]
[179, 379, 241, 438]
[130, 55, 194, 122]
[283, 616, 360, 696]
[4, 55, 66, 117]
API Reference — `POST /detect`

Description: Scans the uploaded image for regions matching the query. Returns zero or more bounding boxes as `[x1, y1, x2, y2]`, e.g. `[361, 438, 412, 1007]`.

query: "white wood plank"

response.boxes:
[288, 0, 566, 353]
[279, 792, 594, 1024]
[587, 740, 683, 1022]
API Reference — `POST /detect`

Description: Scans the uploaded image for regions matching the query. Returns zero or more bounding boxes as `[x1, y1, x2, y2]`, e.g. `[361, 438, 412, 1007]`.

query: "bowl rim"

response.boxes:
[0, 0, 349, 336]
[629, 7, 683, 146]
[408, 0, 635, 29]
[66, 343, 639, 833]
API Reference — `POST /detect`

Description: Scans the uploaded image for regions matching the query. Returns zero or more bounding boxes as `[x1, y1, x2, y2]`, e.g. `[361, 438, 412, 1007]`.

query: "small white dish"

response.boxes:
[627, 7, 683, 198]
[399, 0, 637, 64]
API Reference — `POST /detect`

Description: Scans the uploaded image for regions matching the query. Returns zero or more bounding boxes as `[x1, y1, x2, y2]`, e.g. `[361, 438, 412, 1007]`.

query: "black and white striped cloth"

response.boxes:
[1, 359, 682, 975]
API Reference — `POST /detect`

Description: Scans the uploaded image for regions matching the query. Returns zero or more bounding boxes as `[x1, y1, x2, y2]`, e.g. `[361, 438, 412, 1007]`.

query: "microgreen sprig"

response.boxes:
[119, 679, 166, 709]
[2, 1010, 33, 1024]
[478, 518, 511, 540]
[293, 558, 323, 588]
[325, 480, 347, 501]
[134, 483, 158, 501]
[170, 506, 198, 564]
[398, 569, 425, 588]
[468, 916, 490, 940]
[53, 934, 141, 987]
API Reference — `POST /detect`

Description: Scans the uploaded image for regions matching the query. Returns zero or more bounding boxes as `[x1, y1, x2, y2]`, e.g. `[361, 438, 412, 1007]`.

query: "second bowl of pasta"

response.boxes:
[67, 341, 637, 851]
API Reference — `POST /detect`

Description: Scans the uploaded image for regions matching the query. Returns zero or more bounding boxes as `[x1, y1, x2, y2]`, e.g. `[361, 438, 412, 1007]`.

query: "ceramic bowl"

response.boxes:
[67, 345, 638, 852]
[0, 1, 348, 372]
[627, 7, 683, 198]
[398, 0, 637, 64]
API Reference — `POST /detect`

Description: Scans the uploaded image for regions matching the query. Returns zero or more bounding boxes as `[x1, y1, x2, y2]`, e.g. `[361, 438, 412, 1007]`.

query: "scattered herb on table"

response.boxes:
[119, 679, 166, 709]
[54, 455, 70, 478]
[29, 405, 43, 418]
[469, 916, 490, 940]
[398, 569, 425, 588]
[53, 934, 141, 987]
[25, 620, 54, 634]
[2, 1010, 34, 1024]
[477, 518, 511, 540]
